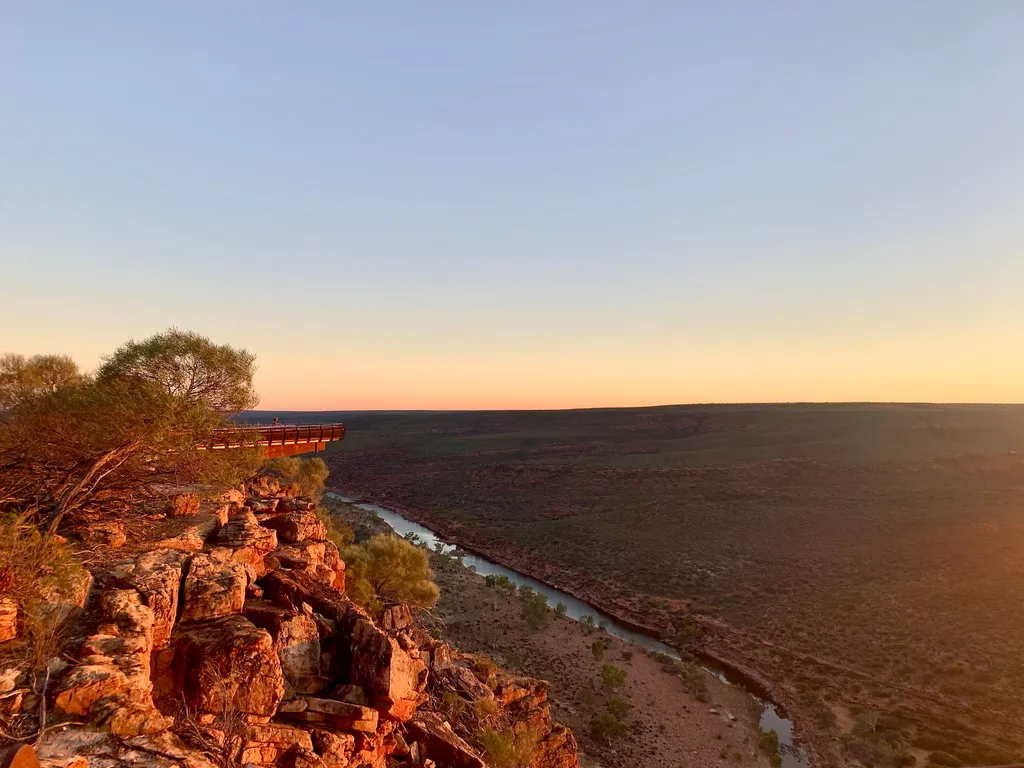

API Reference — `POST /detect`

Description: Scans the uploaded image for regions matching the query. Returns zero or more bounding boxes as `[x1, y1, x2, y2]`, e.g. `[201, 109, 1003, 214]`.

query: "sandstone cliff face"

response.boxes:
[1, 484, 580, 768]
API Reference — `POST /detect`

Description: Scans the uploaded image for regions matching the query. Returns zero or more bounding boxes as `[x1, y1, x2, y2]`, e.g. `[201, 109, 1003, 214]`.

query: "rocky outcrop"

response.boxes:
[154, 614, 284, 716]
[180, 554, 246, 622]
[14, 484, 579, 768]
[55, 589, 172, 737]
[109, 549, 186, 650]
[406, 712, 485, 768]
[210, 508, 278, 576]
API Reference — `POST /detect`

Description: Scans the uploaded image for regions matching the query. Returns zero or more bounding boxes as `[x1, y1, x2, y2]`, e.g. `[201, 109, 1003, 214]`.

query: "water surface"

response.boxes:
[327, 492, 811, 768]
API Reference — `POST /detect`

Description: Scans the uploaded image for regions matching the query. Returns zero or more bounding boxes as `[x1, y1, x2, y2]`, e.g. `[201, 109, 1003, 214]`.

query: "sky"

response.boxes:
[2, 2, 1023, 409]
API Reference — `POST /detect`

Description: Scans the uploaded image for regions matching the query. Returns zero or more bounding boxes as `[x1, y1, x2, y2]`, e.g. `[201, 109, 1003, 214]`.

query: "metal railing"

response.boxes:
[207, 422, 345, 449]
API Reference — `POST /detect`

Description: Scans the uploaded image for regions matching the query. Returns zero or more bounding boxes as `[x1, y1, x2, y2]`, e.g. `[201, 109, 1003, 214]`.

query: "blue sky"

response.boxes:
[3, 2, 1022, 408]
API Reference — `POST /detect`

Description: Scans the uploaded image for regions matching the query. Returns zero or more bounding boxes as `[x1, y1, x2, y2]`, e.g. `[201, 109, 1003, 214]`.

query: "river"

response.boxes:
[326, 491, 812, 768]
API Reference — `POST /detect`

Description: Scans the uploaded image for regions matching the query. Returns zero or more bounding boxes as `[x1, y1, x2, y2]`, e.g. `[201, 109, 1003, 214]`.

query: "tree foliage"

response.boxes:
[0, 332, 262, 529]
[0, 353, 85, 409]
[589, 713, 626, 745]
[265, 456, 329, 501]
[340, 534, 439, 616]
[521, 590, 549, 631]
[97, 329, 258, 413]
[477, 726, 540, 768]
[601, 663, 627, 692]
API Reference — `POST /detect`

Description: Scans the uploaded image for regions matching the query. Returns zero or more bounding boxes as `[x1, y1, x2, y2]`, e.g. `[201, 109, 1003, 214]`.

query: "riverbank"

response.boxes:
[324, 492, 795, 768]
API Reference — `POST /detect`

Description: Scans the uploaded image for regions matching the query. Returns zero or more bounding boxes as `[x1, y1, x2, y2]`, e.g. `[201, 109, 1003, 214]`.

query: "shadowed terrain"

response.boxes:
[251, 404, 1024, 766]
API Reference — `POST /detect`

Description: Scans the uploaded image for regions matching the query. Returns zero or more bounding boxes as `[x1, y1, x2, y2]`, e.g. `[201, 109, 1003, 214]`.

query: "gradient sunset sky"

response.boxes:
[3, 2, 1022, 409]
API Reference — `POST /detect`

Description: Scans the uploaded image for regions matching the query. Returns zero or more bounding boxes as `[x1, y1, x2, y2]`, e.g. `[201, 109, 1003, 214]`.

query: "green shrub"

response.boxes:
[580, 615, 595, 633]
[314, 506, 354, 548]
[589, 713, 626, 745]
[555, 602, 567, 616]
[478, 726, 539, 768]
[601, 663, 627, 692]
[521, 592, 549, 631]
[440, 690, 466, 721]
[758, 730, 782, 768]
[266, 456, 329, 501]
[473, 697, 500, 720]
[607, 697, 631, 720]
[0, 513, 86, 671]
[339, 534, 439, 616]
[591, 639, 605, 660]
[485, 574, 516, 592]
[473, 656, 498, 684]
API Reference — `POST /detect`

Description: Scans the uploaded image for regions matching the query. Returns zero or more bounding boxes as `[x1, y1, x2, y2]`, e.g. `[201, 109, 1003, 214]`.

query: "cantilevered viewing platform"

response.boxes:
[208, 423, 345, 458]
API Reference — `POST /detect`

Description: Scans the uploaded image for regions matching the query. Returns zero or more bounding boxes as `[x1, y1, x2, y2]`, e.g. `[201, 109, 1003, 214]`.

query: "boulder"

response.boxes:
[278, 497, 314, 513]
[378, 605, 414, 633]
[53, 663, 132, 717]
[259, 569, 425, 719]
[261, 511, 326, 544]
[310, 729, 355, 768]
[266, 541, 341, 592]
[248, 499, 279, 516]
[166, 493, 200, 518]
[239, 722, 313, 766]
[406, 712, 485, 768]
[280, 697, 379, 733]
[154, 615, 283, 716]
[181, 554, 246, 622]
[222, 488, 246, 506]
[532, 722, 581, 768]
[212, 510, 278, 576]
[349, 618, 426, 722]
[90, 694, 173, 737]
[109, 549, 186, 650]
[150, 519, 217, 552]
[0, 597, 17, 643]
[244, 600, 326, 695]
[80, 521, 127, 548]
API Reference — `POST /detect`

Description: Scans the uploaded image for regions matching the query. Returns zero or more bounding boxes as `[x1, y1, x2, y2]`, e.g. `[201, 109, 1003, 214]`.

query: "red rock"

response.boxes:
[349, 618, 426, 722]
[261, 511, 327, 544]
[212, 510, 278, 576]
[79, 520, 127, 547]
[311, 729, 355, 768]
[110, 549, 187, 650]
[181, 554, 246, 622]
[155, 615, 283, 716]
[0, 598, 17, 643]
[239, 722, 313, 766]
[406, 712, 485, 768]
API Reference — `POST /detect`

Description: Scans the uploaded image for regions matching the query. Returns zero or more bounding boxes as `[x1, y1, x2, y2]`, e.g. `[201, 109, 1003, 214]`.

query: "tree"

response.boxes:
[607, 697, 631, 720]
[0, 353, 85, 409]
[521, 591, 549, 631]
[340, 534, 439, 616]
[97, 329, 258, 413]
[601, 663, 627, 692]
[555, 602, 567, 617]
[589, 713, 626, 746]
[591, 639, 605, 661]
[0, 332, 262, 530]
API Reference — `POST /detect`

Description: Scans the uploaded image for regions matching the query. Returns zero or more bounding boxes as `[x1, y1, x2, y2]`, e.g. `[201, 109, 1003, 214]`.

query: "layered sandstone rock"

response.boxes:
[109, 549, 187, 650]
[154, 614, 284, 716]
[180, 554, 246, 622]
[19, 480, 580, 768]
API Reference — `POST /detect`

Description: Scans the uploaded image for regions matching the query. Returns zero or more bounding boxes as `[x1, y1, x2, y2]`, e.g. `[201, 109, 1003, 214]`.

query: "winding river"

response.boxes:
[326, 492, 811, 768]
